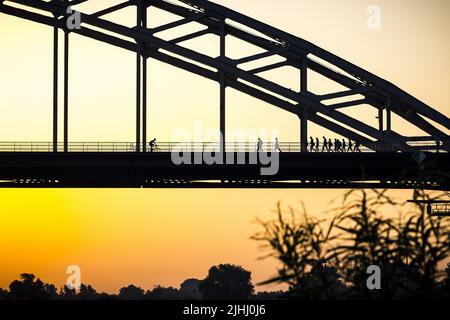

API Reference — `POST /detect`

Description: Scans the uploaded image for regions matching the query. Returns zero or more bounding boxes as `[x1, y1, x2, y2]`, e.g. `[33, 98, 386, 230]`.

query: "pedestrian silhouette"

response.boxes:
[309, 137, 315, 152]
[342, 139, 347, 152]
[355, 141, 361, 152]
[348, 138, 353, 152]
[274, 138, 282, 152]
[257, 138, 263, 152]
[322, 136, 328, 152]
[315, 137, 320, 152]
[328, 138, 333, 152]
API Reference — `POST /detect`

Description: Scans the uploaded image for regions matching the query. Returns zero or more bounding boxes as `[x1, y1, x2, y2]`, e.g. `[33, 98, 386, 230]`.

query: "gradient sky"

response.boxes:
[0, 0, 449, 293]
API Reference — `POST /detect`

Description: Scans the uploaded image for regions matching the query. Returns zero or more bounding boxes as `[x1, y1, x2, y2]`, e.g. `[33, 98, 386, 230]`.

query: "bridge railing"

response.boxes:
[0, 141, 445, 153]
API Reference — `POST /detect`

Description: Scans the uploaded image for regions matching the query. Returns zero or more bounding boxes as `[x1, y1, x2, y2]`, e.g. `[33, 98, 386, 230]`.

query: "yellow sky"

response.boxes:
[0, 0, 449, 293]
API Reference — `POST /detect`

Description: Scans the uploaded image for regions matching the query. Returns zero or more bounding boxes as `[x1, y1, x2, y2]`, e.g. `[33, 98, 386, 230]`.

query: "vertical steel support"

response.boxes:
[53, 22, 58, 152]
[219, 23, 226, 153]
[378, 107, 384, 132]
[300, 57, 308, 152]
[300, 111, 308, 153]
[136, 0, 142, 152]
[142, 7, 147, 153]
[386, 97, 392, 131]
[63, 29, 69, 152]
[300, 56, 307, 92]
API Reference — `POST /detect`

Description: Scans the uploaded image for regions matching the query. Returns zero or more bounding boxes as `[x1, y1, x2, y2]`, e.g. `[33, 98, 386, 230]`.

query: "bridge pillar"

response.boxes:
[53, 21, 58, 152]
[386, 97, 392, 131]
[378, 107, 384, 132]
[142, 7, 148, 153]
[63, 29, 69, 153]
[300, 56, 308, 152]
[135, 0, 144, 152]
[300, 56, 307, 92]
[219, 23, 226, 153]
[300, 110, 308, 153]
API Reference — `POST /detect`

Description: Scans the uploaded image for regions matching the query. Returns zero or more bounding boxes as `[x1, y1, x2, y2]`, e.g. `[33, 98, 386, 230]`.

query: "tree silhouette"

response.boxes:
[78, 284, 98, 300]
[180, 279, 202, 299]
[0, 287, 8, 300]
[60, 285, 77, 300]
[8, 273, 57, 300]
[199, 264, 254, 300]
[145, 285, 181, 300]
[118, 284, 145, 300]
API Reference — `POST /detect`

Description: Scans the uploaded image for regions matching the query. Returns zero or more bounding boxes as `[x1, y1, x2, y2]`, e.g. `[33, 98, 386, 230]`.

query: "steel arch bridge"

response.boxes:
[0, 0, 449, 189]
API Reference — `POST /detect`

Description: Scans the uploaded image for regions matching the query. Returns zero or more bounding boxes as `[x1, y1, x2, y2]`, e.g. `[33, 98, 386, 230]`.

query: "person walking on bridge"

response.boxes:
[257, 138, 263, 152]
[309, 137, 315, 152]
[334, 139, 340, 152]
[348, 138, 353, 152]
[322, 136, 328, 152]
[274, 137, 282, 152]
[328, 138, 333, 152]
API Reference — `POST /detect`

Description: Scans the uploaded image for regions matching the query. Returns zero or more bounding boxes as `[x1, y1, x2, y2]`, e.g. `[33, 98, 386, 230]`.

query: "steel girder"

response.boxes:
[1, 0, 449, 152]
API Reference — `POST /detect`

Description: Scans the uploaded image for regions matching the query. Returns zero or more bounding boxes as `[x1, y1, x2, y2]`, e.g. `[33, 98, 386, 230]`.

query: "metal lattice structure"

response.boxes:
[1, 0, 449, 154]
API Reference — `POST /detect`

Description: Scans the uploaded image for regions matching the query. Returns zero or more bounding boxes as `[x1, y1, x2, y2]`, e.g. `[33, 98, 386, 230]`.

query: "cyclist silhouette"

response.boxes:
[149, 138, 160, 152]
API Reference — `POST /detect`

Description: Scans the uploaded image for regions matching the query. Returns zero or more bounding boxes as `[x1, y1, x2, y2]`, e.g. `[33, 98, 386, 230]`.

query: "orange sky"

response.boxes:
[0, 0, 449, 293]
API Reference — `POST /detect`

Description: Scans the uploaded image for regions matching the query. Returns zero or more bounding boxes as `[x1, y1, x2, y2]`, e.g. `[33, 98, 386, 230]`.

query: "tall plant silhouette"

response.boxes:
[251, 202, 336, 287]
[253, 189, 450, 299]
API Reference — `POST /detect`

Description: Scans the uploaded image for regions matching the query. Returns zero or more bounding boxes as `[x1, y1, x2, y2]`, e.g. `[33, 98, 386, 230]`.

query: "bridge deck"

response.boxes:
[0, 141, 444, 153]
[0, 152, 448, 189]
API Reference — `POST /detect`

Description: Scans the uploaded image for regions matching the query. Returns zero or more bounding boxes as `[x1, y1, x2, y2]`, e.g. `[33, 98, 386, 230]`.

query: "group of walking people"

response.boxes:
[255, 137, 361, 152]
[309, 136, 361, 153]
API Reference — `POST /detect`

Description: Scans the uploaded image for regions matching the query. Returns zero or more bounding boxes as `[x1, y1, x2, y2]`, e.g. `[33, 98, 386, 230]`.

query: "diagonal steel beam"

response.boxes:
[92, 1, 133, 18]
[149, 12, 204, 34]
[169, 28, 209, 43]
[248, 61, 287, 75]
[235, 47, 288, 65]
[319, 88, 372, 101]
[328, 99, 368, 110]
